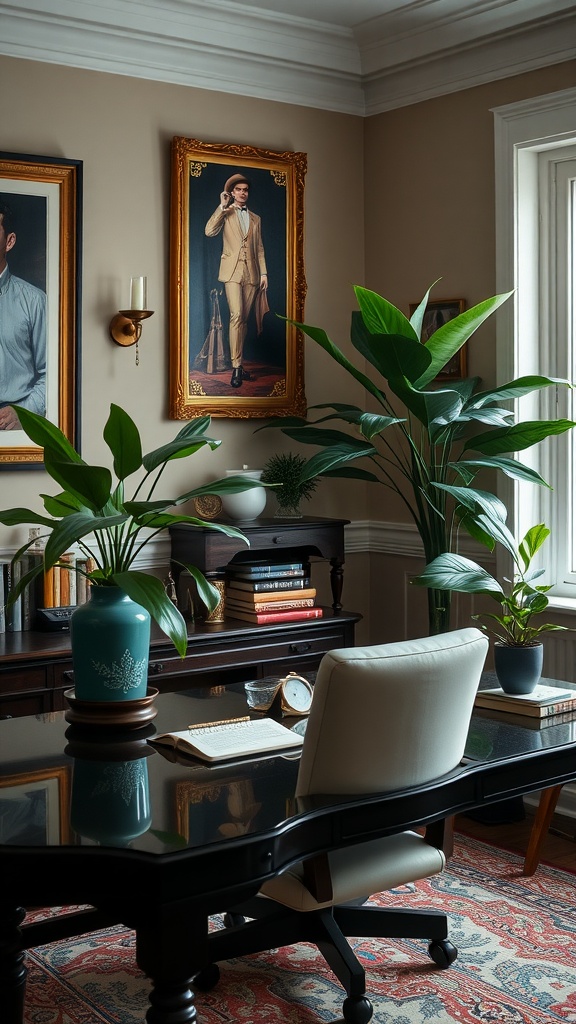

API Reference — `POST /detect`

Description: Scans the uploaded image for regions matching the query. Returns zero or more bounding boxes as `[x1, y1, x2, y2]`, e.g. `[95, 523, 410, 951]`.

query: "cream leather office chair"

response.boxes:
[194, 628, 488, 1024]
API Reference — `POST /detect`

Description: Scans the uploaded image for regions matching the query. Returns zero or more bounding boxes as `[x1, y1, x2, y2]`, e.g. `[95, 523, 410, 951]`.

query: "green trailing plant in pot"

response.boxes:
[261, 452, 319, 518]
[257, 282, 575, 635]
[413, 517, 569, 694]
[0, 404, 266, 705]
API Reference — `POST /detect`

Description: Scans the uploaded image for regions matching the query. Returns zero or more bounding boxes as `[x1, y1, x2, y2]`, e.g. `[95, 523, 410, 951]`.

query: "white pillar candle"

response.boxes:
[130, 276, 147, 310]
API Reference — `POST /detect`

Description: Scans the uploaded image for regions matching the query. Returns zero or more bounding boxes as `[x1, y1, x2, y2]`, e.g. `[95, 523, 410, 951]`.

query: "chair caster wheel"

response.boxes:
[192, 963, 220, 990]
[428, 939, 458, 968]
[342, 995, 373, 1023]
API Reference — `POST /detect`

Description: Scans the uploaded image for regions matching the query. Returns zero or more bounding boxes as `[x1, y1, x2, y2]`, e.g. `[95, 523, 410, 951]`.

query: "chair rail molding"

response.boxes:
[344, 520, 496, 565]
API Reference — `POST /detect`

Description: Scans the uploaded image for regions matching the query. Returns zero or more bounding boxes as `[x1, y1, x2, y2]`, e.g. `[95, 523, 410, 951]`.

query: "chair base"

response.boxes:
[194, 899, 456, 1024]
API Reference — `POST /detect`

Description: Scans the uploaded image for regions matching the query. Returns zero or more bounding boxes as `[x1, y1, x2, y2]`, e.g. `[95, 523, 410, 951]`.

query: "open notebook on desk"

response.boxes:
[147, 715, 304, 763]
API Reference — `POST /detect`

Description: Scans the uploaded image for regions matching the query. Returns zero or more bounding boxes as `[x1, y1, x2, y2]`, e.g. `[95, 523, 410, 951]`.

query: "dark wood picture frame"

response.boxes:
[0, 152, 82, 467]
[410, 298, 467, 381]
[169, 137, 307, 419]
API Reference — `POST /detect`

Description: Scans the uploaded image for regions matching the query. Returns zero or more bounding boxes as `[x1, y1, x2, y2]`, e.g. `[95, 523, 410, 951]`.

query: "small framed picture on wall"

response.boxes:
[410, 298, 467, 381]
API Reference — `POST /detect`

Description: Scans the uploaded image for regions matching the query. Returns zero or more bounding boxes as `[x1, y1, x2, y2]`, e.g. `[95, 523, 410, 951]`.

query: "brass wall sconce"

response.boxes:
[109, 277, 154, 365]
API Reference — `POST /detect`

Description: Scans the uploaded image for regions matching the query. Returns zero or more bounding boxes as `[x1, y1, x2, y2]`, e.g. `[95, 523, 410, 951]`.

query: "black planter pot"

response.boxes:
[493, 642, 543, 695]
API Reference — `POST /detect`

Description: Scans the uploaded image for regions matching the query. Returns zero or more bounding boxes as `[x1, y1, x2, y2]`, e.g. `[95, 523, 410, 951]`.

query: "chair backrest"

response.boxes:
[296, 627, 488, 798]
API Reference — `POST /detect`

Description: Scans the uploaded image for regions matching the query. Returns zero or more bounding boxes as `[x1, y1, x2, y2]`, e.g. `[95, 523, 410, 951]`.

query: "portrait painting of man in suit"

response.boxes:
[169, 138, 306, 419]
[204, 172, 269, 390]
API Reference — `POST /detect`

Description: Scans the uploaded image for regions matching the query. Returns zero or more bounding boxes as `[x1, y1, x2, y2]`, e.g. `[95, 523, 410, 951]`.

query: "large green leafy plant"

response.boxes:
[413, 519, 568, 646]
[0, 404, 264, 656]
[258, 284, 575, 633]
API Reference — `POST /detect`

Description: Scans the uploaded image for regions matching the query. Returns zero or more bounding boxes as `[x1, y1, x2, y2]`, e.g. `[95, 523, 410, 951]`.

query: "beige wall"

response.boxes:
[0, 55, 366, 542]
[1, 55, 575, 645]
[363, 60, 576, 643]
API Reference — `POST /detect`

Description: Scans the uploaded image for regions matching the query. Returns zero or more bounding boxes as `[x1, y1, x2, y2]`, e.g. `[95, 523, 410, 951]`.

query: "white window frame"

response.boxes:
[493, 87, 576, 607]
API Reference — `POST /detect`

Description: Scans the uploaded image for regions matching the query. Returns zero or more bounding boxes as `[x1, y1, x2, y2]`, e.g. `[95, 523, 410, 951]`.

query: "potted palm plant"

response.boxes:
[0, 403, 265, 704]
[413, 517, 569, 693]
[261, 452, 319, 517]
[257, 283, 575, 634]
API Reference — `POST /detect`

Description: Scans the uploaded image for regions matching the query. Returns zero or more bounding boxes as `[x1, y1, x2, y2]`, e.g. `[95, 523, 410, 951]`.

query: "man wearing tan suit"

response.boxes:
[205, 173, 268, 388]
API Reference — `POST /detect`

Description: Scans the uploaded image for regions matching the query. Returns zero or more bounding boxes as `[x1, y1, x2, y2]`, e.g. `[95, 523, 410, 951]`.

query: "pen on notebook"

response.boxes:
[188, 716, 250, 730]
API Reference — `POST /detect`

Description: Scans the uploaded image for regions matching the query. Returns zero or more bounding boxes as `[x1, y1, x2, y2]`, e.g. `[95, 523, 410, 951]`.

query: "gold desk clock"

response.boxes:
[276, 672, 314, 716]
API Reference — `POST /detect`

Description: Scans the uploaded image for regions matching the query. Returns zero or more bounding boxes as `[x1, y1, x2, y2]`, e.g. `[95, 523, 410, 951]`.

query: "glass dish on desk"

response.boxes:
[245, 678, 281, 710]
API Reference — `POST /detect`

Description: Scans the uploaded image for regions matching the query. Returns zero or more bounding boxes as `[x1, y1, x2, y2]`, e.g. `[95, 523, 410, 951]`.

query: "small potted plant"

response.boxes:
[261, 452, 319, 518]
[0, 404, 265, 704]
[413, 518, 569, 694]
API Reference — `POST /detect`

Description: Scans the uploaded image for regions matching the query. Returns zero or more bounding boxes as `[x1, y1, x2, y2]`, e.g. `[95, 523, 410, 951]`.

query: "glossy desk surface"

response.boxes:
[3, 677, 576, 1024]
[2, 677, 576, 863]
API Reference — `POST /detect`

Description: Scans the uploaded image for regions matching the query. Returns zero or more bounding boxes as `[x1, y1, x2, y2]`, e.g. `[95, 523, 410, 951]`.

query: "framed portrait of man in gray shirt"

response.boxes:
[0, 153, 81, 468]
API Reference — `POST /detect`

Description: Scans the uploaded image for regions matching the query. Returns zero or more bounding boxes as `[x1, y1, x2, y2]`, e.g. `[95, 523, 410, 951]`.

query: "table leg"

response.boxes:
[523, 784, 563, 876]
[0, 905, 27, 1024]
[329, 558, 344, 611]
[145, 980, 197, 1023]
[136, 906, 207, 1024]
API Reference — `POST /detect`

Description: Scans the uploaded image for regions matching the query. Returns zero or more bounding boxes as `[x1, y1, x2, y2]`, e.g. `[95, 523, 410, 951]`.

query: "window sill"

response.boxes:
[547, 595, 576, 620]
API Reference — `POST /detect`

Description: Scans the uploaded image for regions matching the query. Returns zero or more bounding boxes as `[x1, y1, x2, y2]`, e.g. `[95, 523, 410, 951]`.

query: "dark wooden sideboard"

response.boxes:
[0, 610, 360, 719]
[0, 517, 358, 719]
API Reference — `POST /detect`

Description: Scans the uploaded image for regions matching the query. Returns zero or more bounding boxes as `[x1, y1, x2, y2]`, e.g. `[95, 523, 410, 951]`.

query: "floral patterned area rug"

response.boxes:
[23, 834, 576, 1024]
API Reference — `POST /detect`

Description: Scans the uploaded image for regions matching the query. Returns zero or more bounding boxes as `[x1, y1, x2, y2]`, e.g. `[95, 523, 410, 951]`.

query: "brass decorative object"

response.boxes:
[193, 494, 223, 520]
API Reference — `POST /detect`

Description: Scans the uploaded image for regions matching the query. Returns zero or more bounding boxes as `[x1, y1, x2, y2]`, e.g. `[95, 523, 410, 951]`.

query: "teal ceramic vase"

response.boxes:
[70, 757, 151, 845]
[493, 642, 543, 695]
[70, 587, 151, 702]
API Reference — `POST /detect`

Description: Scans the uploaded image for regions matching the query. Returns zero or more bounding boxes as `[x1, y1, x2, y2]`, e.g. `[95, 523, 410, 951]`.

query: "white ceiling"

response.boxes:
[2, 0, 575, 114]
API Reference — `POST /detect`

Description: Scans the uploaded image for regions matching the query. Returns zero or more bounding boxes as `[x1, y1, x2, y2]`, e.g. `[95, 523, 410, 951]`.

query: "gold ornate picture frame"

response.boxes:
[0, 765, 72, 844]
[175, 765, 296, 845]
[0, 152, 82, 467]
[169, 137, 307, 419]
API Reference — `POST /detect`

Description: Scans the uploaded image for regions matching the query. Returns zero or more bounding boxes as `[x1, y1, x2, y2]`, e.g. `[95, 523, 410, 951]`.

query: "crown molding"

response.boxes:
[0, 0, 364, 115]
[1, 0, 574, 115]
[363, 15, 576, 115]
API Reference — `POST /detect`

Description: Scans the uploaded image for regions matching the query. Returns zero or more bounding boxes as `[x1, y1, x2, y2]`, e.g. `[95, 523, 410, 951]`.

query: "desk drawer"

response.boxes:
[147, 623, 348, 683]
[0, 666, 49, 694]
[52, 660, 75, 689]
[0, 688, 52, 718]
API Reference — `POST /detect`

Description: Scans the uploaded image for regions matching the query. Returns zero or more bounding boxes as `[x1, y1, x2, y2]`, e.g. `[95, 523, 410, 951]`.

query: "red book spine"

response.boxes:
[229, 607, 324, 624]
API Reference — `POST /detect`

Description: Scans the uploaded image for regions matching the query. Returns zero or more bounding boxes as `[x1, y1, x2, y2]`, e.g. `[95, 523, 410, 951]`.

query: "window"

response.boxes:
[493, 87, 576, 602]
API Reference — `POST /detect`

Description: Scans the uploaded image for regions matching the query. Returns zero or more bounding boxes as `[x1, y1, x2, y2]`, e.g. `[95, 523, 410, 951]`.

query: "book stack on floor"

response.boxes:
[474, 679, 576, 723]
[224, 558, 323, 624]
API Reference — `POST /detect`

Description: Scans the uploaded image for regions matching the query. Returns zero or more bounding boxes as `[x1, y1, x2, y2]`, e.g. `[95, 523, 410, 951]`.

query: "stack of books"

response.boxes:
[474, 680, 576, 720]
[224, 559, 323, 624]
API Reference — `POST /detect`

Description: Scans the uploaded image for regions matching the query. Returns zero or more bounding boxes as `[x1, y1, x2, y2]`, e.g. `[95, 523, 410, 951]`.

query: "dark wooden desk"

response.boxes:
[1, 516, 352, 719]
[3, 691, 576, 1024]
[0, 609, 360, 718]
